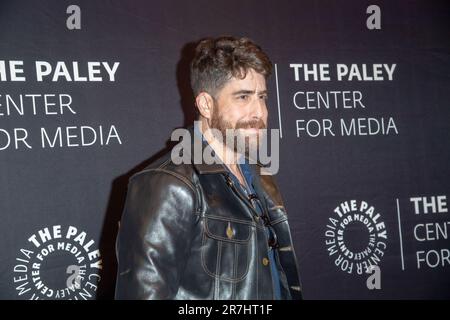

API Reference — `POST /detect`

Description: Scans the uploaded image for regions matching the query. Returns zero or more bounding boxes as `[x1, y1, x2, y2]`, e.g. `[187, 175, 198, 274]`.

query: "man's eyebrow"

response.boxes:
[232, 90, 268, 95]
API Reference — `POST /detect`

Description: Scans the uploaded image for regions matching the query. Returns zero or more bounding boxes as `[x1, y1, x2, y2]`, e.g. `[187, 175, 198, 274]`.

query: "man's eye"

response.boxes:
[259, 95, 268, 100]
[238, 95, 249, 100]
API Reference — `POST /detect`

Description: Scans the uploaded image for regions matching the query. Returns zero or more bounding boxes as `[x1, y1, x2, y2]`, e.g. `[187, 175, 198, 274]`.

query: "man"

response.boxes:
[115, 36, 302, 299]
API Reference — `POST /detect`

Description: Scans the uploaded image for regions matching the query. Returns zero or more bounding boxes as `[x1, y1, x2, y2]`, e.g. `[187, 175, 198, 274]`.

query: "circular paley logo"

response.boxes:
[325, 200, 388, 275]
[13, 225, 102, 299]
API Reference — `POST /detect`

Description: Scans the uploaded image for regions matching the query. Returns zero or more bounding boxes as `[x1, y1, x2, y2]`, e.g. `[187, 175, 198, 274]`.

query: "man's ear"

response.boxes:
[195, 92, 214, 119]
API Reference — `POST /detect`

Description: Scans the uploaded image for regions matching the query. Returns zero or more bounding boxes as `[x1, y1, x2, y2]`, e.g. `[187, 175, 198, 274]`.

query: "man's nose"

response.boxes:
[251, 95, 266, 119]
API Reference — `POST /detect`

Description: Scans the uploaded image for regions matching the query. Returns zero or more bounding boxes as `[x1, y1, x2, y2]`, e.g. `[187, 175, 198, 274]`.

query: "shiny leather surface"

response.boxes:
[115, 127, 302, 300]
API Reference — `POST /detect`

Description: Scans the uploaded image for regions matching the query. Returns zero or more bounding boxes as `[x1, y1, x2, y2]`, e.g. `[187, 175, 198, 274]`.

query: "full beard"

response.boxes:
[209, 110, 266, 162]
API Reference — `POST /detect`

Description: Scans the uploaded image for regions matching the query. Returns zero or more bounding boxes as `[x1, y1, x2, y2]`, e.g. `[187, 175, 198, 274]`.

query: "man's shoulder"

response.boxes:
[129, 149, 198, 190]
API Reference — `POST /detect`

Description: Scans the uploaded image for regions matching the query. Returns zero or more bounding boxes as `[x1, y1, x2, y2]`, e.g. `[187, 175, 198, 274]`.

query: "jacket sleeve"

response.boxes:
[114, 169, 197, 299]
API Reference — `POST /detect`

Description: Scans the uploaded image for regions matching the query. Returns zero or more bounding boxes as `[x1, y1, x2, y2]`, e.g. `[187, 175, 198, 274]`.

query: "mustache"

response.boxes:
[235, 119, 266, 130]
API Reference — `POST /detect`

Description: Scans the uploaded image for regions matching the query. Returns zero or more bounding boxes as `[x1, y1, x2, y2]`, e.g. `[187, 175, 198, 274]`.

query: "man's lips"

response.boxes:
[237, 127, 262, 135]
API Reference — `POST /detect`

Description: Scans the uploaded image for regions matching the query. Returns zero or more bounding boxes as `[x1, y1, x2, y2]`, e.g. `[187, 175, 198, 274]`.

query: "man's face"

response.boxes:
[209, 68, 268, 156]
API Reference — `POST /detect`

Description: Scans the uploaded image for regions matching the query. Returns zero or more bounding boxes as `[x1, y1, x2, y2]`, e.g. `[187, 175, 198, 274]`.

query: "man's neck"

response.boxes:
[198, 121, 246, 186]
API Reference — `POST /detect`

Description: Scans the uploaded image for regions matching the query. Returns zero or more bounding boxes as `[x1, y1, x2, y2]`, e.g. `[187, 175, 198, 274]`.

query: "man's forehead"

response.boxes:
[225, 70, 267, 92]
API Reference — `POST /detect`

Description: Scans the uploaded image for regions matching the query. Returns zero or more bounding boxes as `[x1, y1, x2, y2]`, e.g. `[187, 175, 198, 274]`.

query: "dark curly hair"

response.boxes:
[190, 36, 272, 98]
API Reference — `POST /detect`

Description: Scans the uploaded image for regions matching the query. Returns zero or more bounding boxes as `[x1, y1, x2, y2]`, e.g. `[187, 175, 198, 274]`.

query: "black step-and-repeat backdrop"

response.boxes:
[1, 0, 449, 299]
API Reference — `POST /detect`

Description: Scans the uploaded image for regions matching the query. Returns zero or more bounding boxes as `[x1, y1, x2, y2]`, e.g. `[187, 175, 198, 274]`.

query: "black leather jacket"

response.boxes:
[115, 127, 302, 299]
